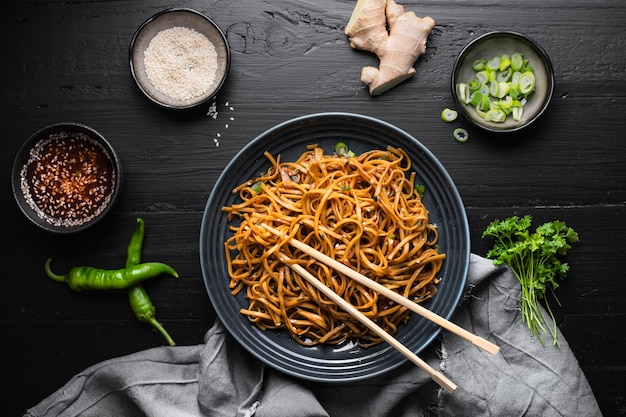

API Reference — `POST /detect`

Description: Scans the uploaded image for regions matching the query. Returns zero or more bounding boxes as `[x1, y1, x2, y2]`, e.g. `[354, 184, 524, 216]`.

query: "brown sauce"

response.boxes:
[20, 131, 116, 227]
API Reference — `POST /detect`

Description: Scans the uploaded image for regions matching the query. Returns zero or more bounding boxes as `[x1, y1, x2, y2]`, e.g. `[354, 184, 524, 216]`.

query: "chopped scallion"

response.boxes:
[456, 51, 537, 124]
[334, 141, 355, 158]
[469, 91, 483, 106]
[496, 67, 512, 83]
[519, 71, 535, 95]
[456, 82, 470, 104]
[487, 56, 501, 71]
[453, 128, 469, 143]
[499, 54, 511, 71]
[475, 70, 490, 84]
[441, 107, 458, 122]
[472, 58, 487, 71]
[511, 52, 524, 71]
[251, 181, 263, 193]
[468, 78, 482, 91]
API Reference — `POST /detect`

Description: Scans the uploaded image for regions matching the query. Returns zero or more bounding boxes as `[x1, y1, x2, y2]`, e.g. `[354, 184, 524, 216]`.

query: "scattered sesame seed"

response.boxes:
[207, 101, 235, 146]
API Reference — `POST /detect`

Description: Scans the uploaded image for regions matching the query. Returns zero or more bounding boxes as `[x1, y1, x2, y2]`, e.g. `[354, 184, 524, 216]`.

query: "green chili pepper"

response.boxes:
[125, 218, 176, 346]
[127, 285, 175, 346]
[125, 217, 145, 268]
[45, 258, 178, 292]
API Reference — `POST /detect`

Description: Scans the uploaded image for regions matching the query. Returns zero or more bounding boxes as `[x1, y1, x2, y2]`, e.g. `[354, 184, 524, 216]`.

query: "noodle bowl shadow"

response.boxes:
[199, 113, 470, 382]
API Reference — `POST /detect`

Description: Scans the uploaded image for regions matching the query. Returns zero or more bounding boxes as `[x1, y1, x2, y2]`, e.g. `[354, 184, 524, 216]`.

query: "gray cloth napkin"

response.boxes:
[24, 255, 602, 417]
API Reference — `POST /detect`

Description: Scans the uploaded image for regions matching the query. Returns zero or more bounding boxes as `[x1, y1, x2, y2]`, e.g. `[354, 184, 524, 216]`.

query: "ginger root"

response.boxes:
[345, 0, 435, 96]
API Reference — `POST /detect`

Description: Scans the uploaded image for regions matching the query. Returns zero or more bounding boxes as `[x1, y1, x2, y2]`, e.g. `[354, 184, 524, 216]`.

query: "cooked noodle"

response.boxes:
[223, 145, 444, 347]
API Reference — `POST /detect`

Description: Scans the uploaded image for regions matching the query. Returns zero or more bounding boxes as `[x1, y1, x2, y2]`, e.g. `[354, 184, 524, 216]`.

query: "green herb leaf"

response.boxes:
[414, 184, 426, 197]
[482, 215, 578, 347]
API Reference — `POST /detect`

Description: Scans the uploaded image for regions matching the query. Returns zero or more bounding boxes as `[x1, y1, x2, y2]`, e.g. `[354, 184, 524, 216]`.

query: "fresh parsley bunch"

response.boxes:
[482, 215, 579, 346]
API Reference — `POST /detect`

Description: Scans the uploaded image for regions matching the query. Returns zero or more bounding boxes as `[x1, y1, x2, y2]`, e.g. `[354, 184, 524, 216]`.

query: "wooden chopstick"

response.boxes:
[262, 224, 500, 356]
[277, 252, 457, 393]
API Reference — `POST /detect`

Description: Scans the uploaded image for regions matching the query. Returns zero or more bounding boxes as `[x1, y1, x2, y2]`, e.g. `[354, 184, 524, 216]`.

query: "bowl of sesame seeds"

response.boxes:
[129, 8, 231, 110]
[11, 123, 122, 233]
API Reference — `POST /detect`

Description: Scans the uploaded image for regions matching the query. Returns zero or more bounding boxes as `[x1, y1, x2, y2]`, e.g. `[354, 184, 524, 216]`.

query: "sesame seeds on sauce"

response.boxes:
[20, 131, 116, 227]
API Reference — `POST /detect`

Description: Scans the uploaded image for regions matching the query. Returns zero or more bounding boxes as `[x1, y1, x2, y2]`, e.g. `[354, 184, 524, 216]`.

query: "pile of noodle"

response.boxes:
[223, 145, 445, 347]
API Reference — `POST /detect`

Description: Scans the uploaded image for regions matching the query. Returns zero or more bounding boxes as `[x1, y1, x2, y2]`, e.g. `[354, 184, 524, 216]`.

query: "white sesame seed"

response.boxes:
[144, 27, 218, 101]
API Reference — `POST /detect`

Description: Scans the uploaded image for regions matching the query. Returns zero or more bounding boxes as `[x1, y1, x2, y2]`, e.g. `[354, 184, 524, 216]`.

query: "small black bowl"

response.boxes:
[11, 123, 123, 233]
[451, 31, 554, 133]
[129, 8, 231, 109]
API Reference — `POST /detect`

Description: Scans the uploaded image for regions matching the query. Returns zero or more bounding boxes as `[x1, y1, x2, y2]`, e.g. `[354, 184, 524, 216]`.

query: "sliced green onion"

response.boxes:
[496, 67, 512, 83]
[475, 70, 490, 84]
[511, 52, 524, 71]
[485, 108, 506, 122]
[489, 80, 499, 97]
[441, 107, 458, 122]
[251, 181, 263, 193]
[469, 91, 483, 106]
[334, 141, 355, 158]
[456, 82, 470, 104]
[467, 78, 481, 91]
[456, 51, 537, 124]
[519, 71, 535, 95]
[498, 95, 513, 109]
[486, 56, 501, 71]
[472, 58, 487, 71]
[453, 128, 469, 143]
[496, 82, 510, 98]
[499, 54, 511, 71]
[477, 94, 491, 112]
[476, 104, 488, 119]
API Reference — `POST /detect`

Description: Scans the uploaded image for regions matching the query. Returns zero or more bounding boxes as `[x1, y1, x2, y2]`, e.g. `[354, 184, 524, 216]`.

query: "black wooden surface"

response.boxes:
[2, 1, 625, 416]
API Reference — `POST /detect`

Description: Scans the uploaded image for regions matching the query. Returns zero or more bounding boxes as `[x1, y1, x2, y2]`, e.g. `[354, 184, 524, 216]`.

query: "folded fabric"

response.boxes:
[24, 255, 602, 417]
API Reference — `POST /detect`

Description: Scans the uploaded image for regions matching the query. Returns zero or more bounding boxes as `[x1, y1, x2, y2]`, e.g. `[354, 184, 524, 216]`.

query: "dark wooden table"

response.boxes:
[2, 1, 625, 416]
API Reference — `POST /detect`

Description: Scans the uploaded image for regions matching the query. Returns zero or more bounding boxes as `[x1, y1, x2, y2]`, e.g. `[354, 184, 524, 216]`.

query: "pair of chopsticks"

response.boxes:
[262, 224, 500, 393]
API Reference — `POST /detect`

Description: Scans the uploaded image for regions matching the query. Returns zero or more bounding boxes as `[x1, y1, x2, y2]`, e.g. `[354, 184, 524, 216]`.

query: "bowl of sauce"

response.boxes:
[11, 123, 122, 233]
